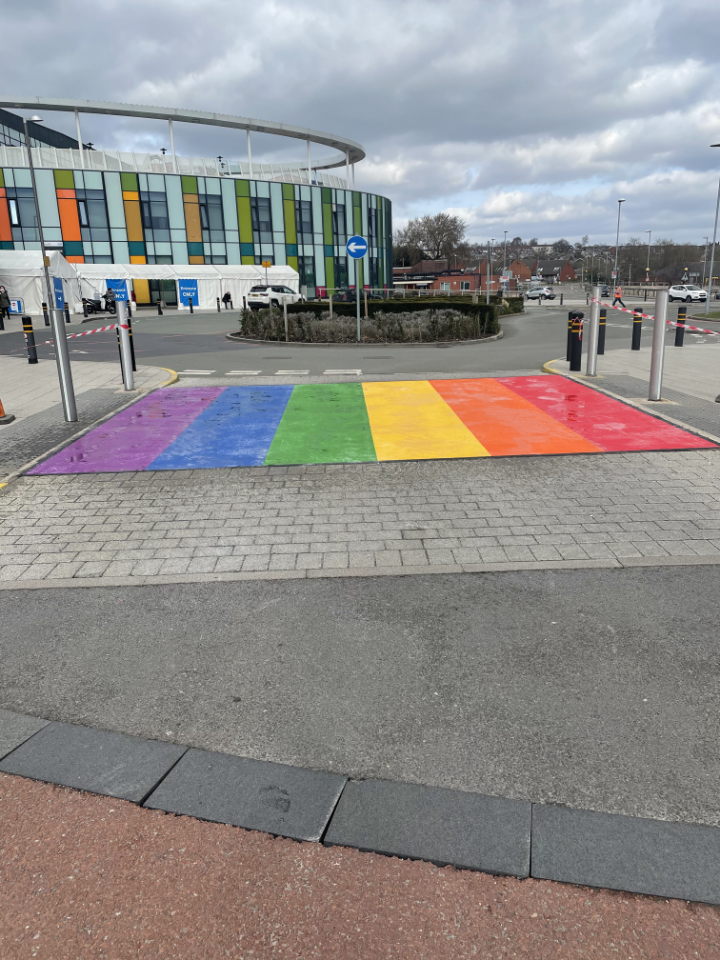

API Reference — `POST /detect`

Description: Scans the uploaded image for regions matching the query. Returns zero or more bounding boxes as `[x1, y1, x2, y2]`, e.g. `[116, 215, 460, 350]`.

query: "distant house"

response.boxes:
[525, 259, 576, 283]
[508, 259, 532, 281]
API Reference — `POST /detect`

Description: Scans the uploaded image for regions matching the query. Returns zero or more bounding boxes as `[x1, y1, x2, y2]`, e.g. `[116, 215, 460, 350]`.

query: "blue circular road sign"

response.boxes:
[346, 235, 368, 259]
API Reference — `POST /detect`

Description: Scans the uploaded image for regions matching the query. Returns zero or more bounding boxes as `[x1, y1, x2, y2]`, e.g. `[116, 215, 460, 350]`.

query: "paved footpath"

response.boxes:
[2, 446, 720, 585]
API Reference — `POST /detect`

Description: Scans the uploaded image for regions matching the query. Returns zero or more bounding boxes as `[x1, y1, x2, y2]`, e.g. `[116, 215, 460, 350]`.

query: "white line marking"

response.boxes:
[323, 369, 362, 375]
[179, 370, 216, 375]
[275, 370, 310, 375]
[225, 370, 261, 375]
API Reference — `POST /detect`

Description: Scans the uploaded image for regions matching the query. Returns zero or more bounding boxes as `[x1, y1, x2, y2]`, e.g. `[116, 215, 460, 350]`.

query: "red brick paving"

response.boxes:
[1, 773, 719, 959]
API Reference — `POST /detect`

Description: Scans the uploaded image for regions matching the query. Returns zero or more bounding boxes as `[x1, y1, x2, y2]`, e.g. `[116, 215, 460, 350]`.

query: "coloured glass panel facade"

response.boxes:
[0, 167, 392, 294]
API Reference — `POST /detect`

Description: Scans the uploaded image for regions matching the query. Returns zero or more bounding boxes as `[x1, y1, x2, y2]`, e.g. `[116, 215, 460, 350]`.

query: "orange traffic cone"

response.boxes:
[0, 396, 15, 425]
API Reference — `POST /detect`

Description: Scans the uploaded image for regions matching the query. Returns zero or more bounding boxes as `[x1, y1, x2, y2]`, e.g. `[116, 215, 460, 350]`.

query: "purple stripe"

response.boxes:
[30, 388, 225, 474]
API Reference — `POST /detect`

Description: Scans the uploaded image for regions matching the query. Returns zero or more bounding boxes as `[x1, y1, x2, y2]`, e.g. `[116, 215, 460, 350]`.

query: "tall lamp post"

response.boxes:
[702, 236, 709, 289]
[486, 239, 494, 305]
[22, 115, 77, 421]
[613, 198, 625, 288]
[503, 230, 508, 275]
[706, 144, 720, 315]
[645, 229, 651, 283]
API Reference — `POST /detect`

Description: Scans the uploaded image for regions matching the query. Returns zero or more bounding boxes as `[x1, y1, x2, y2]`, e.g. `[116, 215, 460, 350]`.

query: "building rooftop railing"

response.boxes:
[0, 144, 349, 188]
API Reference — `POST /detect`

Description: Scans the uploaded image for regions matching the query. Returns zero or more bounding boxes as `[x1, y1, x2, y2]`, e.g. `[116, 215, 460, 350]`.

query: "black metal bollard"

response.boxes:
[82, 298, 88, 318]
[560, 292, 564, 306]
[127, 313, 137, 372]
[631, 308, 642, 350]
[126, 299, 132, 318]
[42, 301, 50, 327]
[216, 297, 221, 313]
[598, 307, 607, 355]
[569, 311, 584, 371]
[22, 316, 38, 364]
[675, 306, 687, 347]
[64, 302, 71, 324]
[566, 311, 573, 361]
[644, 289, 648, 302]
[189, 295, 194, 315]
[157, 298, 163, 316]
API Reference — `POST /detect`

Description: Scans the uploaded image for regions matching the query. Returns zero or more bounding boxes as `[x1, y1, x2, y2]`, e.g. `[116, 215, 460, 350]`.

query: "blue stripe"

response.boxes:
[148, 385, 294, 469]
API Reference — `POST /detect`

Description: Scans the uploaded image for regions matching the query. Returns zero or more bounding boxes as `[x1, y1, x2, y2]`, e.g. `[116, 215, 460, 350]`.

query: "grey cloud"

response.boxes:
[1, 0, 719, 242]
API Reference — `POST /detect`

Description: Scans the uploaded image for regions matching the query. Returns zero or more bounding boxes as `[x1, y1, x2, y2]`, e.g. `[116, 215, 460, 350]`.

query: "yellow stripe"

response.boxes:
[362, 381, 489, 461]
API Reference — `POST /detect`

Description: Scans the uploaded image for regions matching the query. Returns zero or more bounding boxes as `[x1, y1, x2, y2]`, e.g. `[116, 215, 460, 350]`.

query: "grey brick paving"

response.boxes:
[1, 448, 720, 582]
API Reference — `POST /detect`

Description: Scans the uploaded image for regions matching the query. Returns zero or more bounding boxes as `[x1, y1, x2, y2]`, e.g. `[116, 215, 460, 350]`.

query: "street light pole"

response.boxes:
[705, 145, 720, 316]
[23, 115, 77, 421]
[503, 230, 507, 274]
[486, 239, 493, 305]
[645, 229, 651, 283]
[613, 199, 625, 288]
[702, 236, 709, 289]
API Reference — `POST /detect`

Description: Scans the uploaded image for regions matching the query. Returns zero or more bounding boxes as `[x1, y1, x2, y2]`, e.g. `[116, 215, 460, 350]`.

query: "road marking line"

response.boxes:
[323, 369, 362, 375]
[275, 370, 310, 375]
[179, 370, 216, 375]
[225, 370, 261, 375]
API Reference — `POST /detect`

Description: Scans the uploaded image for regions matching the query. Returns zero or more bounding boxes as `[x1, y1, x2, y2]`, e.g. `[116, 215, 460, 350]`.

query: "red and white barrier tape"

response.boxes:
[590, 298, 720, 337]
[25, 322, 129, 350]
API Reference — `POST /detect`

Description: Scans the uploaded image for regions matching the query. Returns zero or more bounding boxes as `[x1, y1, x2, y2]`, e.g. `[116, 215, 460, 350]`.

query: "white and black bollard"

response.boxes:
[648, 290, 668, 401]
[51, 309, 77, 421]
[116, 300, 135, 391]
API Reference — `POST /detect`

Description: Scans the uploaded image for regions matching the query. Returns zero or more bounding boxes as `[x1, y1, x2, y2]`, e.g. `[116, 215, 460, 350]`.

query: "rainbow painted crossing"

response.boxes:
[29, 376, 716, 475]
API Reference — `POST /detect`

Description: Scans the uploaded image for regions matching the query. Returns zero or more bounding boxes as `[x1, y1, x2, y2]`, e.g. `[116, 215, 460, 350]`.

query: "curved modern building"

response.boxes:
[0, 98, 392, 303]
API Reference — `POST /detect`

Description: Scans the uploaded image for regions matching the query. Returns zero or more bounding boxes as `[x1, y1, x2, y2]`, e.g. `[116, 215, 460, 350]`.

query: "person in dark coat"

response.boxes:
[0, 286, 10, 320]
[222, 291, 233, 309]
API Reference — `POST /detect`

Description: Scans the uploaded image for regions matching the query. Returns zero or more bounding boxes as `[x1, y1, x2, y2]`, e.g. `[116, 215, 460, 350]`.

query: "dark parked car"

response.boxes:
[600, 285, 610, 297]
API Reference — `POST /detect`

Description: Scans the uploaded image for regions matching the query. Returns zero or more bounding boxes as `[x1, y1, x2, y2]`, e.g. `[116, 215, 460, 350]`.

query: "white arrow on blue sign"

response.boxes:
[346, 235, 368, 259]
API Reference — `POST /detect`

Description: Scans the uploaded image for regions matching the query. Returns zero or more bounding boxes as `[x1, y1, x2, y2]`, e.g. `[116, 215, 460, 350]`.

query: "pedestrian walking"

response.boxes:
[612, 285, 626, 308]
[0, 285, 10, 320]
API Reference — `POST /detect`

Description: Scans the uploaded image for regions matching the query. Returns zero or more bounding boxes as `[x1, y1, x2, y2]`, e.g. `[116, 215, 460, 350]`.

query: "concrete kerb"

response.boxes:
[542, 358, 720, 446]
[6, 554, 720, 593]
[0, 368, 178, 491]
[2, 706, 720, 903]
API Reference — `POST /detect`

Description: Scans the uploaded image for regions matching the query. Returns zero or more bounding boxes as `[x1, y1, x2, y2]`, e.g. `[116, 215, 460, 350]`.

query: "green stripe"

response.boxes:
[264, 384, 377, 465]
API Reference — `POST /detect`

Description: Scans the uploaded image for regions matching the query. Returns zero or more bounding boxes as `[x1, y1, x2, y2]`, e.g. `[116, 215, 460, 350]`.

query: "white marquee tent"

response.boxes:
[72, 263, 299, 311]
[0, 251, 78, 315]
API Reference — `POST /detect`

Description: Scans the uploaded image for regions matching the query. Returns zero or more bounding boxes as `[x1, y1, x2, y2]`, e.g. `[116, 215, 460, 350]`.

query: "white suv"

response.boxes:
[246, 285, 301, 310]
[525, 286, 555, 300]
[668, 284, 707, 303]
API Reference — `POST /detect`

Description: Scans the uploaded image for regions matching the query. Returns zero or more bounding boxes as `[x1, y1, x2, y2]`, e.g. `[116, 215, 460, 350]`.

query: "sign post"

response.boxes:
[347, 235, 368, 342]
[262, 260, 272, 286]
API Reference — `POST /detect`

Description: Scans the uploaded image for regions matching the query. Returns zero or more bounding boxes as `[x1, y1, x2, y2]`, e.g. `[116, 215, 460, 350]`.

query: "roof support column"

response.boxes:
[307, 139, 312, 185]
[74, 110, 85, 168]
[168, 119, 177, 172]
[346, 150, 350, 188]
[247, 130, 253, 179]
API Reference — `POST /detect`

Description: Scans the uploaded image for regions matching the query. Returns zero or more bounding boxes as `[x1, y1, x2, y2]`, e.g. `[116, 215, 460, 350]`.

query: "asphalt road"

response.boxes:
[1, 299, 714, 377]
[1, 566, 719, 827]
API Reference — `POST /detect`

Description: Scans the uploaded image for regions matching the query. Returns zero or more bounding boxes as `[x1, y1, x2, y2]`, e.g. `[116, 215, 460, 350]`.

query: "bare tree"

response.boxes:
[393, 213, 467, 264]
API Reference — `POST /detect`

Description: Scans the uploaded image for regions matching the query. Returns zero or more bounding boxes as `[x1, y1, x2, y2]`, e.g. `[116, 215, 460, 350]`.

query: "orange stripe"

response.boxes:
[56, 189, 76, 199]
[430, 378, 603, 456]
[57, 197, 81, 241]
[0, 197, 11, 242]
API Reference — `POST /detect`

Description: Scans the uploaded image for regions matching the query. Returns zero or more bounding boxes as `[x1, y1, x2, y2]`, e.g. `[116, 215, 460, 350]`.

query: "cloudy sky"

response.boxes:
[2, 0, 720, 245]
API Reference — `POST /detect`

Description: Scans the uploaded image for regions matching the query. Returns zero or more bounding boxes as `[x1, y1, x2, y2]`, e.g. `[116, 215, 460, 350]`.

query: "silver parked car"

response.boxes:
[668, 284, 707, 303]
[525, 285, 555, 301]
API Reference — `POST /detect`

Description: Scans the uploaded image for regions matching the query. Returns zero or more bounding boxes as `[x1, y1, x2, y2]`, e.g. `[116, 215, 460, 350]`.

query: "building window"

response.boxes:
[440, 282, 450, 291]
[8, 199, 19, 226]
[295, 199, 313, 239]
[78, 200, 89, 227]
[141, 193, 170, 232]
[332, 203, 346, 240]
[460, 281, 470, 290]
[368, 207, 378, 243]
[250, 197, 272, 243]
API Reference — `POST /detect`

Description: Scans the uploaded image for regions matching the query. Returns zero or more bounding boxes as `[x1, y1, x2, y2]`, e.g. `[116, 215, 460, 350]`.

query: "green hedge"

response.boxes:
[289, 296, 523, 320]
[238, 307, 501, 343]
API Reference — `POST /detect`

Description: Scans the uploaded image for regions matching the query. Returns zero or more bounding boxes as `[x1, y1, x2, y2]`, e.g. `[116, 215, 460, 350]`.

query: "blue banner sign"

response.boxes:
[106, 279, 129, 301]
[52, 276, 65, 309]
[178, 279, 199, 306]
